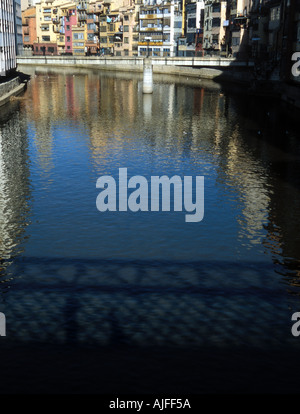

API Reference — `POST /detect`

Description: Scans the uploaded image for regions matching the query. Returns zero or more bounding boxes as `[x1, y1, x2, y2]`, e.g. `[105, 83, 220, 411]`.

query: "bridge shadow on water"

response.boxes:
[0, 256, 300, 393]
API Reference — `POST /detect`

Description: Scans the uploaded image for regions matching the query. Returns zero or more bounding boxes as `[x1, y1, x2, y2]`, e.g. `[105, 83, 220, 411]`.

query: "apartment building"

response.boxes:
[203, 0, 227, 54]
[138, 0, 182, 57]
[22, 5, 37, 52]
[178, 0, 204, 56]
[14, 0, 23, 54]
[113, 2, 139, 57]
[225, 0, 253, 58]
[0, 0, 17, 75]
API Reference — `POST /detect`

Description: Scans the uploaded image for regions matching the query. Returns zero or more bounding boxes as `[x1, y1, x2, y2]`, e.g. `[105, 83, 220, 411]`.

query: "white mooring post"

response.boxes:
[143, 57, 153, 94]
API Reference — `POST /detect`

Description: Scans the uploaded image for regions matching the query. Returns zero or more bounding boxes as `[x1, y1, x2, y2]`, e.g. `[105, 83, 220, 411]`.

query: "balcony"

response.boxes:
[140, 12, 170, 19]
[77, 3, 87, 11]
[78, 13, 87, 21]
[140, 26, 163, 32]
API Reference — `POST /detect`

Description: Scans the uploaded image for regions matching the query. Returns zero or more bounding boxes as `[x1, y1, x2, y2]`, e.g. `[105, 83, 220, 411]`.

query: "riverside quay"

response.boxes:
[0, 0, 300, 399]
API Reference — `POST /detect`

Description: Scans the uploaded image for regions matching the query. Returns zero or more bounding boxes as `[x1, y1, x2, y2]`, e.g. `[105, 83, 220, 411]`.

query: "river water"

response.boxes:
[0, 66, 300, 393]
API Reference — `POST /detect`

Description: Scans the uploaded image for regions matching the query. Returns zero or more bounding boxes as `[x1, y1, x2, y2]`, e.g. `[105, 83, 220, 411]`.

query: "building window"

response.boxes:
[188, 18, 196, 28]
[116, 51, 121, 56]
[66, 25, 70, 30]
[124, 37, 129, 43]
[73, 33, 84, 40]
[212, 4, 221, 13]
[232, 37, 240, 46]
[42, 36, 50, 41]
[270, 6, 280, 21]
[67, 46, 71, 49]
[124, 15, 129, 21]
[48, 47, 55, 53]
[212, 18, 220, 27]
[67, 36, 71, 41]
[124, 25, 129, 32]
[124, 49, 129, 55]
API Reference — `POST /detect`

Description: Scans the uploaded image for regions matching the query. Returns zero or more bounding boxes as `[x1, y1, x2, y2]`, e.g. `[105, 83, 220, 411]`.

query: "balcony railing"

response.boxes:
[78, 13, 87, 21]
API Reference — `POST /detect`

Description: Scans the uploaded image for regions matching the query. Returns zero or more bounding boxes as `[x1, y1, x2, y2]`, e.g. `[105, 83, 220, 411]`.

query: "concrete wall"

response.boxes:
[17, 55, 254, 68]
[17, 55, 254, 84]
[0, 76, 26, 107]
[0, 77, 20, 97]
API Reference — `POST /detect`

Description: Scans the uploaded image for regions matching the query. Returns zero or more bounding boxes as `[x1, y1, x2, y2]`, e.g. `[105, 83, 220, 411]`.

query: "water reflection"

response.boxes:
[0, 104, 31, 284]
[15, 67, 300, 283]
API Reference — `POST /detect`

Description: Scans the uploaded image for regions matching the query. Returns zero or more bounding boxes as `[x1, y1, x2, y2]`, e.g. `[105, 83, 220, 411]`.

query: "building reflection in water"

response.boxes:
[0, 103, 31, 286]
[17, 66, 300, 299]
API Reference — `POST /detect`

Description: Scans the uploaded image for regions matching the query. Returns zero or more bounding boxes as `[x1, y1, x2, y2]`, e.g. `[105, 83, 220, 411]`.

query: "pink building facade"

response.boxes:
[64, 9, 77, 54]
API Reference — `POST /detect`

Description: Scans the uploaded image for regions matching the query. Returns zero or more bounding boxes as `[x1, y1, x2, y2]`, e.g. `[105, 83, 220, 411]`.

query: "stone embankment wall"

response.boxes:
[17, 56, 253, 84]
[0, 76, 27, 107]
[0, 77, 21, 96]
